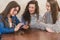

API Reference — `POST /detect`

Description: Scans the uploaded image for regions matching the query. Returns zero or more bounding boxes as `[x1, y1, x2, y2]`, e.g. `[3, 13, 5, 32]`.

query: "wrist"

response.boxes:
[20, 25, 24, 28]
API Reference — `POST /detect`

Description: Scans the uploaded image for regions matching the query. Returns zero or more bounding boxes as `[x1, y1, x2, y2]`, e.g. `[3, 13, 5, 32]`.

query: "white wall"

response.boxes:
[0, 0, 60, 18]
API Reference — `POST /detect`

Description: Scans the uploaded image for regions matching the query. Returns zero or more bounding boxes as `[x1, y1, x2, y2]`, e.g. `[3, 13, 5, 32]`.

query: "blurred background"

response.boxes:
[0, 0, 60, 18]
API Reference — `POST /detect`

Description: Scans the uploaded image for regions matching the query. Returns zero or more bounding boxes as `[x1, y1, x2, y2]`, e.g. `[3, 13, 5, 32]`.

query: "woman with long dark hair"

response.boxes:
[21, 0, 41, 29]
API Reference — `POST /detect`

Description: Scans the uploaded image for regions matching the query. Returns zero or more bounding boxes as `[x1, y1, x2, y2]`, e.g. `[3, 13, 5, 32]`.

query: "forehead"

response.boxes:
[46, 2, 50, 5]
[11, 7, 19, 9]
[15, 7, 19, 9]
[29, 4, 35, 7]
[14, 7, 19, 11]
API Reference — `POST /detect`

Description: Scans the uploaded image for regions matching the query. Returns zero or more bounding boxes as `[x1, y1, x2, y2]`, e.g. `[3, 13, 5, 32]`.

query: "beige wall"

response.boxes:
[0, 0, 60, 18]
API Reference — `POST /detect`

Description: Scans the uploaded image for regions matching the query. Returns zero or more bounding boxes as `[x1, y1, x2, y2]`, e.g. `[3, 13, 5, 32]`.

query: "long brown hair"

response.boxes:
[47, 0, 60, 12]
[47, 0, 58, 24]
[0, 1, 20, 27]
[22, 1, 39, 25]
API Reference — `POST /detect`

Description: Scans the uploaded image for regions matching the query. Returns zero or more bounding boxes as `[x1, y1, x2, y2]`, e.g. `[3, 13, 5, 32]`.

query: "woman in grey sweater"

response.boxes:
[39, 0, 60, 33]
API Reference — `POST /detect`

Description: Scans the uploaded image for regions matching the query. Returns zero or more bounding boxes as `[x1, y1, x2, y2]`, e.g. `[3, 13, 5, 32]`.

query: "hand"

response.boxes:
[37, 20, 40, 23]
[46, 27, 54, 33]
[14, 23, 23, 32]
[23, 25, 29, 29]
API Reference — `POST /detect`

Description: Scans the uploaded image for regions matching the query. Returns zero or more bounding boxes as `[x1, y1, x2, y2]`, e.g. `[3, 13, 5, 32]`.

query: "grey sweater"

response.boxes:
[39, 20, 60, 33]
[30, 14, 46, 30]
[43, 11, 53, 24]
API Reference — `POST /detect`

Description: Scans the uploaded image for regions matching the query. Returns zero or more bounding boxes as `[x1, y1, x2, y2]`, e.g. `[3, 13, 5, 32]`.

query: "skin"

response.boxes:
[28, 4, 35, 15]
[46, 2, 51, 12]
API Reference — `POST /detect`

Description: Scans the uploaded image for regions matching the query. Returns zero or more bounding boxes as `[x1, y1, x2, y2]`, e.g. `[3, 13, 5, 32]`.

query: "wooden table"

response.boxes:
[2, 29, 60, 40]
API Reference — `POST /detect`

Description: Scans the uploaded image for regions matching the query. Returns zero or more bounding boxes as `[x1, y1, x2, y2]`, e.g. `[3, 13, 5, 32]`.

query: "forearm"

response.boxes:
[0, 28, 14, 34]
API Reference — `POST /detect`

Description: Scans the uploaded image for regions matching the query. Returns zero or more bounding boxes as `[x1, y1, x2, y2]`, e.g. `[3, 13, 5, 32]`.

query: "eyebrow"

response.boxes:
[14, 8, 18, 11]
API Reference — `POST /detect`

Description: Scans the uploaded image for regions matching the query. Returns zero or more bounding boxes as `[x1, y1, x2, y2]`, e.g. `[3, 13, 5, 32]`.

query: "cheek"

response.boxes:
[13, 11, 17, 15]
[29, 8, 35, 13]
[10, 10, 17, 16]
[46, 6, 51, 10]
[10, 8, 16, 16]
[10, 9, 14, 15]
[48, 7, 51, 10]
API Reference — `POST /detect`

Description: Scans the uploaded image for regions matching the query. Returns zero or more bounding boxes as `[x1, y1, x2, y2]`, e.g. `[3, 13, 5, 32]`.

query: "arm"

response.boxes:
[43, 14, 46, 23]
[15, 16, 20, 25]
[39, 21, 60, 33]
[21, 17, 26, 25]
[21, 17, 29, 29]
[0, 22, 14, 34]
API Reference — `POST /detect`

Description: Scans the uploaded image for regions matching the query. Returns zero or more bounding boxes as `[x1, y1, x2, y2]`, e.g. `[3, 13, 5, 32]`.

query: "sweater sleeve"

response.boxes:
[0, 22, 14, 34]
[21, 17, 26, 25]
[14, 16, 20, 25]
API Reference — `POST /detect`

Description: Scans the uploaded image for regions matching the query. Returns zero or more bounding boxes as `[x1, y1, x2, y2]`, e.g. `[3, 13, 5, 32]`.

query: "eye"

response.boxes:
[31, 7, 34, 9]
[46, 5, 50, 7]
[14, 8, 17, 11]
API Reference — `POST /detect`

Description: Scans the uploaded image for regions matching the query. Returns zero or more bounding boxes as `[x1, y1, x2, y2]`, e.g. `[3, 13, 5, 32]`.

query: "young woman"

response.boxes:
[39, 0, 60, 33]
[43, 0, 60, 24]
[43, 0, 59, 24]
[21, 0, 42, 29]
[0, 1, 28, 40]
[43, 2, 53, 24]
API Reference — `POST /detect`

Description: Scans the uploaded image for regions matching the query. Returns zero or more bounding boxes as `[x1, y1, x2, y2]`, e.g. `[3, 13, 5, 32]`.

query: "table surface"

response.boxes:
[2, 29, 60, 40]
